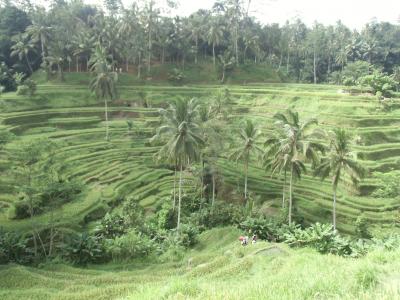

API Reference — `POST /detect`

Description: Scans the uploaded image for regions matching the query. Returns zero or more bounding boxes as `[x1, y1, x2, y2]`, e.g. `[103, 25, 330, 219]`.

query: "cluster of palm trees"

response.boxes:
[154, 99, 365, 231]
[7, 0, 400, 84]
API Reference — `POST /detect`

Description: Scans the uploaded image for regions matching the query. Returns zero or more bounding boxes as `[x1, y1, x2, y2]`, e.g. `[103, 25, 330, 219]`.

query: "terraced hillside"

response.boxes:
[0, 78, 399, 234]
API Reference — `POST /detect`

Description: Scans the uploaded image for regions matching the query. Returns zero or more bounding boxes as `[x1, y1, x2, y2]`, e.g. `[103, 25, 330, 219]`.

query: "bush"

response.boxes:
[0, 229, 33, 264]
[342, 61, 372, 85]
[168, 68, 185, 85]
[64, 233, 105, 266]
[95, 213, 127, 239]
[177, 223, 199, 248]
[283, 223, 354, 256]
[239, 216, 279, 241]
[154, 201, 177, 230]
[122, 197, 145, 228]
[359, 71, 397, 97]
[106, 229, 155, 261]
[355, 216, 372, 239]
[16, 84, 29, 95]
[0, 62, 16, 91]
[190, 202, 245, 230]
[371, 171, 400, 198]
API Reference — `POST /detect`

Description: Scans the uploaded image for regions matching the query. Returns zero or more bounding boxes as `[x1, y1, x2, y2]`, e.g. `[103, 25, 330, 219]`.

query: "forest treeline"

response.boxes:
[1, 0, 400, 89]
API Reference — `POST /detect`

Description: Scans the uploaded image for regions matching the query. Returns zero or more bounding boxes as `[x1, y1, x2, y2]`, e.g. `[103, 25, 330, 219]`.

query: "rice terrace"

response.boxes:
[1, 0, 400, 299]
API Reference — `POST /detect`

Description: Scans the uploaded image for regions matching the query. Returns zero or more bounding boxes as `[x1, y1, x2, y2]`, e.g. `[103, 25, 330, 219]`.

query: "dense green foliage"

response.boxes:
[2, 1, 400, 87]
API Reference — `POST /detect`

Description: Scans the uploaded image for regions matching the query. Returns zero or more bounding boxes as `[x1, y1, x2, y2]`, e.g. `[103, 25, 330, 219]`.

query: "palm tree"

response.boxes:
[153, 98, 204, 229]
[230, 119, 262, 201]
[271, 109, 324, 224]
[11, 34, 36, 74]
[89, 46, 118, 141]
[46, 41, 68, 81]
[218, 51, 235, 83]
[314, 128, 365, 230]
[26, 23, 52, 63]
[198, 104, 224, 206]
[187, 14, 204, 64]
[263, 135, 290, 209]
[335, 48, 347, 72]
[207, 20, 224, 67]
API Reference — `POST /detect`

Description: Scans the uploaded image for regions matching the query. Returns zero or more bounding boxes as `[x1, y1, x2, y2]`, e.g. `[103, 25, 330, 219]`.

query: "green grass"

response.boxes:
[1, 227, 400, 299]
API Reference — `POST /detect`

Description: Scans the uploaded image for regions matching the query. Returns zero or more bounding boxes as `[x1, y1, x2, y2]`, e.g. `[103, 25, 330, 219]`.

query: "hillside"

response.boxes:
[1, 227, 400, 300]
[0, 73, 399, 235]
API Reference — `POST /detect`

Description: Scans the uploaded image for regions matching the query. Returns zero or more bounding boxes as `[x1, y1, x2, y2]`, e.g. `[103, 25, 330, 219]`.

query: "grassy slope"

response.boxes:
[1, 72, 400, 235]
[1, 227, 400, 300]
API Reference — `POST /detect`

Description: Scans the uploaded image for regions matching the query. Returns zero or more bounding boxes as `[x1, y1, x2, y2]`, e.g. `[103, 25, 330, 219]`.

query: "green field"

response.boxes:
[2, 73, 400, 299]
[1, 227, 400, 300]
[1, 75, 399, 234]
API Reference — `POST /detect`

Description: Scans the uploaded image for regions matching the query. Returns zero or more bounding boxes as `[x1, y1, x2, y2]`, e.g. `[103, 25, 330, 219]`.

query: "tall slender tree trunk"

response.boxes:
[289, 165, 294, 224]
[212, 172, 216, 207]
[126, 59, 129, 73]
[177, 163, 183, 230]
[235, 27, 239, 66]
[213, 43, 216, 67]
[104, 99, 109, 140]
[25, 55, 33, 74]
[200, 158, 204, 199]
[333, 185, 337, 231]
[195, 37, 198, 64]
[86, 57, 89, 72]
[277, 53, 283, 71]
[147, 29, 152, 74]
[173, 164, 177, 210]
[76, 56, 79, 72]
[282, 169, 287, 208]
[286, 49, 290, 73]
[244, 159, 248, 200]
[313, 48, 317, 84]
[138, 52, 142, 78]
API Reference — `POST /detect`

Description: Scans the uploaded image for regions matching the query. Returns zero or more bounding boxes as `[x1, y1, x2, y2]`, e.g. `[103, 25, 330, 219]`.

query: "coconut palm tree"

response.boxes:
[26, 23, 52, 63]
[271, 109, 324, 224]
[207, 19, 224, 67]
[11, 34, 36, 74]
[89, 46, 118, 141]
[263, 135, 290, 209]
[198, 104, 224, 206]
[153, 98, 204, 229]
[230, 119, 262, 201]
[314, 128, 365, 230]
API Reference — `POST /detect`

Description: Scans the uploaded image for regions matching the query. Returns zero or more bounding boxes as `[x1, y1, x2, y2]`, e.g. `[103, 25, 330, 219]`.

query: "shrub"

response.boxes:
[359, 71, 397, 97]
[283, 223, 354, 256]
[25, 79, 37, 96]
[154, 201, 177, 230]
[355, 216, 372, 239]
[64, 233, 105, 266]
[11, 198, 42, 219]
[0, 229, 33, 264]
[122, 197, 145, 228]
[16, 84, 29, 95]
[177, 223, 199, 248]
[371, 171, 400, 198]
[342, 61, 372, 84]
[190, 202, 245, 229]
[168, 68, 185, 85]
[39, 179, 82, 207]
[106, 229, 155, 261]
[95, 213, 127, 239]
[239, 216, 280, 241]
[0, 62, 16, 91]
